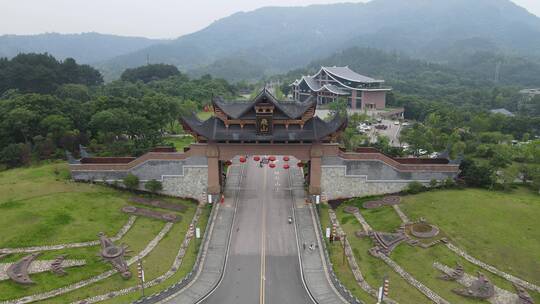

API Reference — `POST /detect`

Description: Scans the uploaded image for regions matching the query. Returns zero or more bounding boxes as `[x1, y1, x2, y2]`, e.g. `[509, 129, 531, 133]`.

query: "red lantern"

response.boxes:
[269, 163, 276, 169]
[297, 162, 303, 167]
[283, 156, 290, 162]
[283, 164, 290, 169]
[253, 156, 261, 161]
[239, 156, 246, 163]
[269, 156, 276, 161]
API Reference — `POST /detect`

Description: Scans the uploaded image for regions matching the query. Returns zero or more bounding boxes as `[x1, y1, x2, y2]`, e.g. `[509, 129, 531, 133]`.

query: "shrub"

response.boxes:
[123, 174, 140, 191]
[443, 177, 456, 188]
[406, 181, 426, 194]
[0, 143, 31, 168]
[429, 179, 438, 188]
[145, 179, 163, 194]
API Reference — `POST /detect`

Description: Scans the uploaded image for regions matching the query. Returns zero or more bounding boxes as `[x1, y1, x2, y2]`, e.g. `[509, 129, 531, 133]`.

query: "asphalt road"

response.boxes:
[202, 158, 313, 304]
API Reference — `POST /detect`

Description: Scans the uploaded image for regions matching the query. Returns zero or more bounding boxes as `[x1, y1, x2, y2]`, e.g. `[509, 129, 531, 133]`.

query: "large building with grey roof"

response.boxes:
[291, 66, 391, 110]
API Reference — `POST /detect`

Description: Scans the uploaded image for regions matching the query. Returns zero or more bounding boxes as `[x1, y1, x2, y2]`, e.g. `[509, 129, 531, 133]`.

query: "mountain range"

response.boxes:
[2, 0, 540, 82]
[0, 32, 163, 64]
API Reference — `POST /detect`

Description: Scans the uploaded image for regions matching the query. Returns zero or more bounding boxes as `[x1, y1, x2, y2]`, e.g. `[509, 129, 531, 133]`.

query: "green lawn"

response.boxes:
[401, 187, 540, 283]
[0, 163, 130, 247]
[163, 135, 194, 152]
[326, 187, 540, 303]
[0, 162, 203, 303]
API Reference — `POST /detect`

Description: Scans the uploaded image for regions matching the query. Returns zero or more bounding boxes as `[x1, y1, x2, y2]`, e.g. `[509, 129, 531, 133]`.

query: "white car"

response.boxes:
[394, 121, 400, 126]
[402, 122, 410, 126]
[418, 149, 428, 155]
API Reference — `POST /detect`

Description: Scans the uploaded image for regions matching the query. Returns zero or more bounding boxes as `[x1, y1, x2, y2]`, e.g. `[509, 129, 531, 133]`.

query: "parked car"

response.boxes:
[394, 121, 400, 126]
[375, 124, 388, 130]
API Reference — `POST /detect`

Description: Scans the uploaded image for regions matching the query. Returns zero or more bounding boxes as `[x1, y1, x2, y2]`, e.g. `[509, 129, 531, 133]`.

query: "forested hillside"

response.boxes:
[0, 53, 239, 169]
[99, 0, 540, 80]
[0, 54, 103, 94]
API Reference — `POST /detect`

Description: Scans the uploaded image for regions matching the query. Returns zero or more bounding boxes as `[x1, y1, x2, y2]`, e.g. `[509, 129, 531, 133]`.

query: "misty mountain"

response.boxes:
[0, 32, 164, 64]
[98, 0, 540, 81]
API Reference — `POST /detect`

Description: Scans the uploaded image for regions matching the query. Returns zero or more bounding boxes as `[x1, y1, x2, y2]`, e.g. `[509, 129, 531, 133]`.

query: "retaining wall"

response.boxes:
[71, 156, 208, 201]
[321, 156, 458, 200]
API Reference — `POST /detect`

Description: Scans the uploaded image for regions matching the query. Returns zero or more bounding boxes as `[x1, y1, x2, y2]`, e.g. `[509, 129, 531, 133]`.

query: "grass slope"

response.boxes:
[0, 162, 204, 303]
[401, 187, 540, 283]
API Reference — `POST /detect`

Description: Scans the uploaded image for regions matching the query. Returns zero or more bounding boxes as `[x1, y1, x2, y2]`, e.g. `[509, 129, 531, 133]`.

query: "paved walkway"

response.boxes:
[160, 165, 244, 303]
[289, 166, 350, 304]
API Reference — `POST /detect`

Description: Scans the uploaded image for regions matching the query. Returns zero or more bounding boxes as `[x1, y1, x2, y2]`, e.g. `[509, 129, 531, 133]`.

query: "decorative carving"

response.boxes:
[514, 283, 535, 304]
[363, 200, 383, 209]
[7, 253, 40, 285]
[382, 196, 401, 205]
[369, 230, 408, 256]
[438, 263, 464, 281]
[452, 272, 495, 300]
[409, 219, 440, 239]
[98, 232, 132, 279]
[343, 206, 359, 214]
[51, 255, 67, 276]
[363, 196, 401, 209]
[130, 197, 187, 211]
[121, 206, 180, 222]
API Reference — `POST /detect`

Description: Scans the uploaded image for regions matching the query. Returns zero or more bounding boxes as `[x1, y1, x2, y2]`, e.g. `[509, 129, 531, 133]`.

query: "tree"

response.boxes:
[121, 64, 180, 83]
[3, 107, 38, 143]
[459, 159, 495, 188]
[145, 179, 163, 194]
[1, 143, 31, 168]
[123, 174, 139, 191]
[328, 97, 348, 119]
[489, 144, 513, 169]
[41, 114, 72, 141]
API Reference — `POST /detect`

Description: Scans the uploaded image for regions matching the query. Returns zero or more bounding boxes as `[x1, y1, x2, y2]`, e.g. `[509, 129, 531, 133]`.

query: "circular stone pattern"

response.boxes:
[343, 206, 359, 214]
[363, 200, 383, 209]
[122, 206, 137, 213]
[382, 196, 401, 205]
[410, 223, 440, 238]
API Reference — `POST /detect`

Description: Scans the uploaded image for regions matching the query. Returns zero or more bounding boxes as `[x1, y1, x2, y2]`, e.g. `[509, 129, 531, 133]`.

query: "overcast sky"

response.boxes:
[1, 0, 539, 39]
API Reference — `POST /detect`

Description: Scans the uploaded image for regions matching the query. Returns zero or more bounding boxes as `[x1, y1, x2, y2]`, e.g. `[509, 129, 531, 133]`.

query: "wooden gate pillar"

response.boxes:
[207, 144, 221, 195]
[308, 144, 322, 195]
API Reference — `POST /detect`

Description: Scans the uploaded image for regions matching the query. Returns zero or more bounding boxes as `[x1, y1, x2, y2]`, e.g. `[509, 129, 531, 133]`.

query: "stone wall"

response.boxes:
[321, 157, 457, 200]
[160, 166, 208, 201]
[71, 156, 208, 201]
